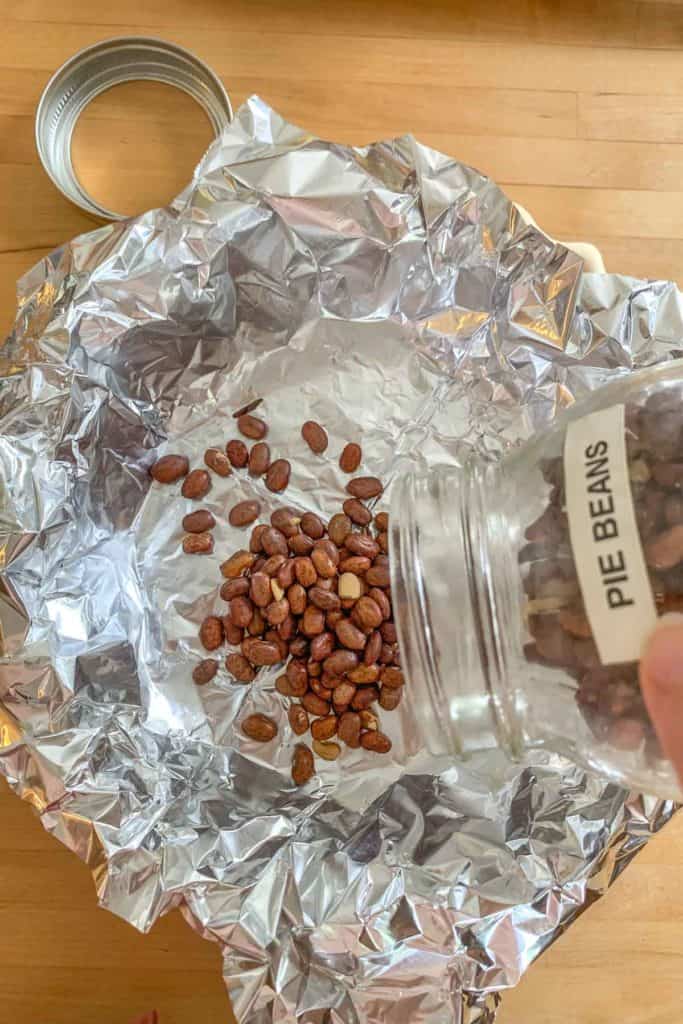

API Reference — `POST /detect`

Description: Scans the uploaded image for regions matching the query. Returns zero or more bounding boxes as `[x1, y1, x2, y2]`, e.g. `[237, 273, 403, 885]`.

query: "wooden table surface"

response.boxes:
[2, 1, 683, 1021]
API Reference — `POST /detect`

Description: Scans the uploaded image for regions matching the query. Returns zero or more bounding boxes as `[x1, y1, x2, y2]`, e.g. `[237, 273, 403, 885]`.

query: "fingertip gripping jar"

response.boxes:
[391, 362, 683, 799]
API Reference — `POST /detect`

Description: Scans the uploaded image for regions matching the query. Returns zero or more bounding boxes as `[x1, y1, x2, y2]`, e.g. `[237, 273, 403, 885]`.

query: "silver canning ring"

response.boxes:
[35, 36, 233, 221]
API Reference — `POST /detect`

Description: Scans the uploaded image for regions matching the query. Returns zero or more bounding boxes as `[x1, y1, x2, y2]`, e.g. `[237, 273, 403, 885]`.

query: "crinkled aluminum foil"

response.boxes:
[0, 98, 679, 1023]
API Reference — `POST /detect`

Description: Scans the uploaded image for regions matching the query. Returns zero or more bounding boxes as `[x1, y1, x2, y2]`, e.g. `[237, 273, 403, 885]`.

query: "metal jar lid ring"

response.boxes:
[35, 36, 233, 221]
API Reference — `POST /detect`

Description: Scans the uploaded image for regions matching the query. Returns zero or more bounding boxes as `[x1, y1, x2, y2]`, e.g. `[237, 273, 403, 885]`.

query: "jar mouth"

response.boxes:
[390, 466, 518, 760]
[390, 471, 464, 757]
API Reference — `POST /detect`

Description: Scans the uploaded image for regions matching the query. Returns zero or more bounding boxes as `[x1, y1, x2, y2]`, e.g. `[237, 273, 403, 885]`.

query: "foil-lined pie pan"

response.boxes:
[1, 96, 679, 1023]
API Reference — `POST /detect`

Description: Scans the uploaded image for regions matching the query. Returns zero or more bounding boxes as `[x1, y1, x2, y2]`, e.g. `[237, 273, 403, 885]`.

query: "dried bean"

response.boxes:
[351, 686, 379, 710]
[335, 619, 367, 651]
[288, 583, 307, 616]
[150, 454, 189, 483]
[241, 637, 283, 666]
[367, 564, 391, 588]
[292, 744, 315, 785]
[266, 598, 290, 625]
[346, 533, 380, 559]
[382, 618, 397, 643]
[230, 595, 254, 628]
[338, 572, 363, 600]
[339, 555, 371, 575]
[374, 511, 389, 532]
[339, 443, 362, 474]
[199, 616, 224, 651]
[193, 659, 218, 685]
[364, 630, 383, 665]
[294, 556, 317, 588]
[558, 608, 592, 639]
[281, 669, 307, 696]
[317, 674, 338, 695]
[238, 414, 268, 440]
[226, 653, 256, 683]
[248, 442, 271, 476]
[183, 509, 215, 533]
[333, 681, 357, 708]
[645, 525, 683, 570]
[338, 711, 362, 747]
[652, 462, 683, 489]
[359, 710, 378, 731]
[266, 459, 291, 493]
[328, 514, 352, 546]
[302, 420, 329, 454]
[346, 476, 383, 499]
[302, 692, 331, 716]
[183, 532, 214, 555]
[261, 527, 289, 557]
[288, 705, 310, 736]
[233, 398, 262, 418]
[241, 713, 277, 742]
[324, 649, 359, 676]
[262, 554, 287, 576]
[221, 550, 257, 578]
[271, 507, 301, 536]
[348, 663, 380, 684]
[311, 715, 338, 741]
[352, 596, 383, 632]
[182, 469, 211, 500]
[310, 631, 335, 661]
[379, 643, 394, 665]
[313, 739, 341, 761]
[289, 533, 315, 555]
[343, 498, 372, 525]
[289, 636, 309, 658]
[229, 501, 261, 528]
[326, 609, 344, 630]
[379, 687, 402, 710]
[301, 511, 325, 539]
[249, 523, 268, 553]
[380, 666, 404, 689]
[223, 616, 244, 646]
[309, 586, 341, 611]
[286, 658, 308, 690]
[607, 717, 646, 751]
[302, 605, 325, 636]
[277, 559, 296, 589]
[226, 439, 249, 468]
[265, 629, 289, 661]
[311, 546, 338, 578]
[368, 587, 391, 620]
[361, 730, 392, 753]
[204, 447, 232, 476]
[250, 572, 272, 607]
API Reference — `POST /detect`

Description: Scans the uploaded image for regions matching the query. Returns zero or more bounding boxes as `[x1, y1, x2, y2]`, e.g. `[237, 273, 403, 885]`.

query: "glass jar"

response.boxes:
[390, 361, 683, 799]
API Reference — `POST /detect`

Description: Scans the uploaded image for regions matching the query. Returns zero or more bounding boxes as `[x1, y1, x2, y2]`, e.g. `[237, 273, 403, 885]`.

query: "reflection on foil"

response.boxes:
[0, 99, 679, 1022]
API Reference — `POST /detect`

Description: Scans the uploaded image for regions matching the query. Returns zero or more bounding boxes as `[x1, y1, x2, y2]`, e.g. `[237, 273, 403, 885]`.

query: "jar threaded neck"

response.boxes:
[390, 464, 520, 759]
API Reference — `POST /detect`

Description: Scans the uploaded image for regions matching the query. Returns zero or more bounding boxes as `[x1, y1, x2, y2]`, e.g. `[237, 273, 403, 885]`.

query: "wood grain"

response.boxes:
[1, 1, 682, 1022]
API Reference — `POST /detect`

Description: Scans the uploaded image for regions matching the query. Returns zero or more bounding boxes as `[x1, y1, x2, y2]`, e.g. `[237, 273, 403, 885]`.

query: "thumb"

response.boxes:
[639, 614, 683, 784]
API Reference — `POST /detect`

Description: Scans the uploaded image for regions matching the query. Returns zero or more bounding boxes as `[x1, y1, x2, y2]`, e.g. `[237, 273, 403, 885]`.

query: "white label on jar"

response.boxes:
[564, 403, 656, 664]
